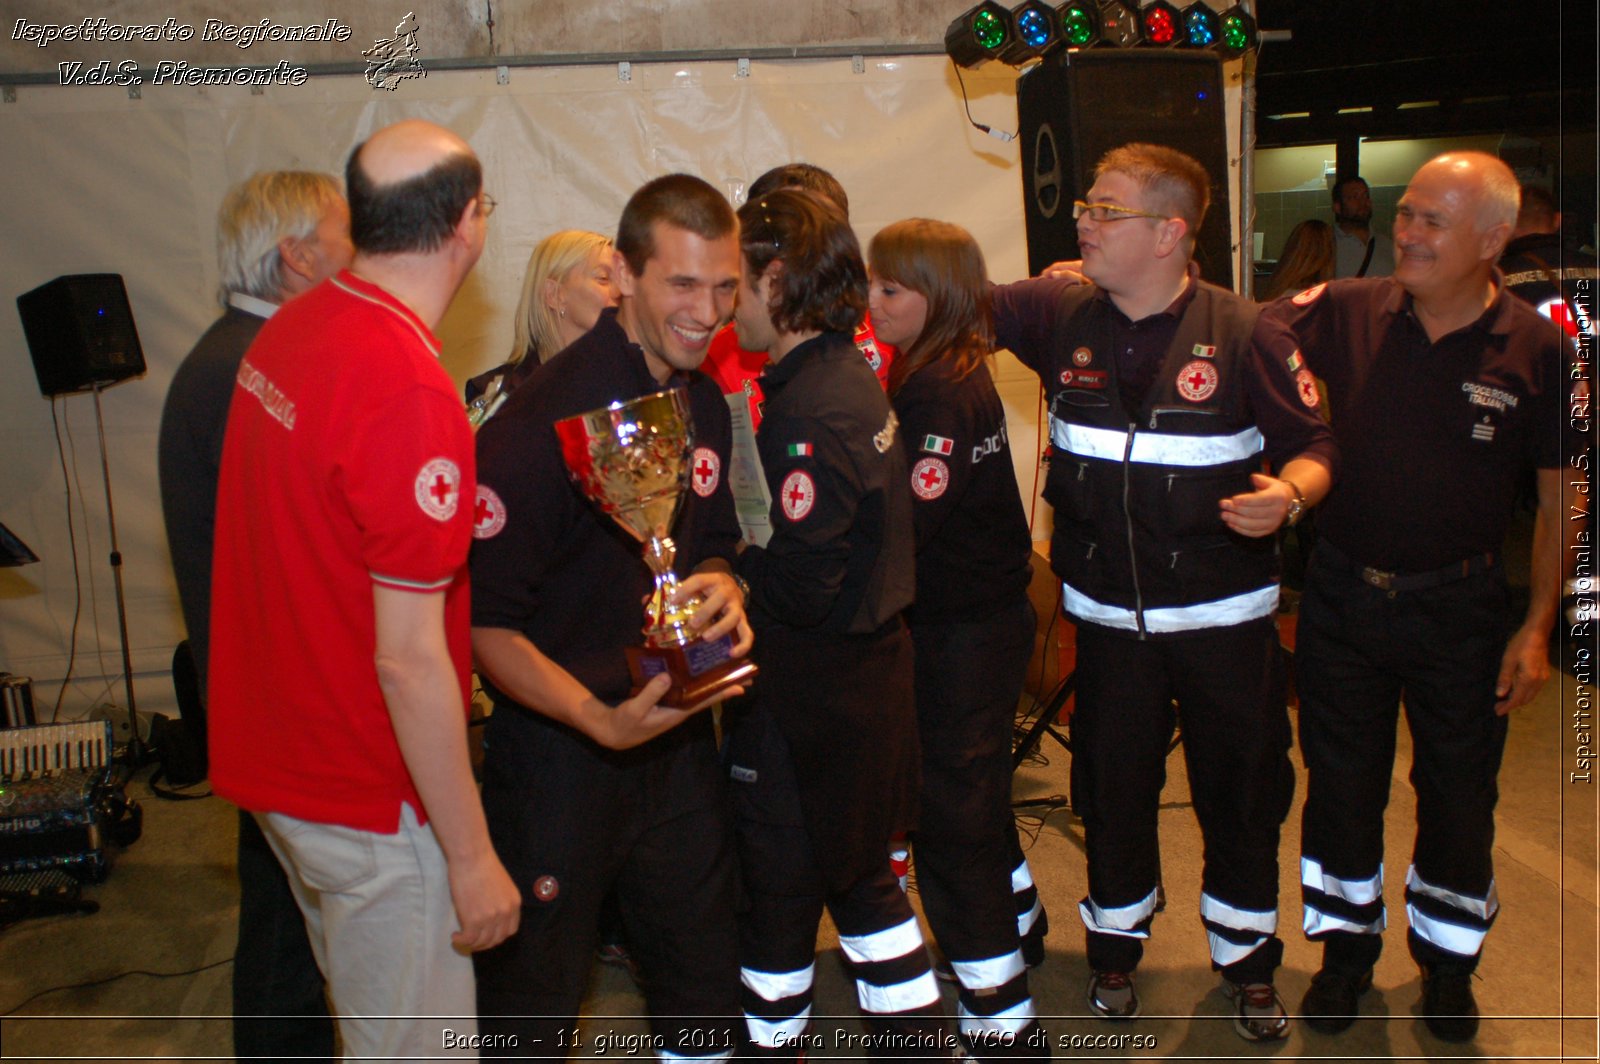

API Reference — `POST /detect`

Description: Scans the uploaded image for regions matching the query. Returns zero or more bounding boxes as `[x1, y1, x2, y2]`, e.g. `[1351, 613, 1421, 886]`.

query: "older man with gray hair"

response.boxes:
[1265, 151, 1575, 1043]
[158, 169, 351, 1063]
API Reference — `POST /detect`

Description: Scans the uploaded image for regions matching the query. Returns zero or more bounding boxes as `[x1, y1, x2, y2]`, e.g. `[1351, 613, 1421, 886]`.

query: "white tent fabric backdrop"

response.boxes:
[0, 55, 1240, 720]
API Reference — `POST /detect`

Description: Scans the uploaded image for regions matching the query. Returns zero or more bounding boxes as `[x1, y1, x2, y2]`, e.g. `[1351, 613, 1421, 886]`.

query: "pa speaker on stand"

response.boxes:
[15, 274, 148, 766]
[1016, 49, 1234, 288]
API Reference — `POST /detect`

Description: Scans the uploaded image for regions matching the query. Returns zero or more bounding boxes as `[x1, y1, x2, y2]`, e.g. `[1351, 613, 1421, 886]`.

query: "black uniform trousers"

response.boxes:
[911, 598, 1046, 1058]
[232, 808, 335, 1062]
[475, 716, 740, 1059]
[1072, 615, 1293, 984]
[1297, 544, 1509, 975]
[729, 626, 944, 1060]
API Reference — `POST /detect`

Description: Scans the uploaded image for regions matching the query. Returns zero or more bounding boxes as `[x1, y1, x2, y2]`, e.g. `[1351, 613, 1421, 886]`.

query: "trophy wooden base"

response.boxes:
[627, 634, 758, 710]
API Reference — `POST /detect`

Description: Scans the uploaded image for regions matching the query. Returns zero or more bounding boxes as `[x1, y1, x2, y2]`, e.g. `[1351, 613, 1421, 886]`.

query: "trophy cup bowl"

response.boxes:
[554, 388, 757, 709]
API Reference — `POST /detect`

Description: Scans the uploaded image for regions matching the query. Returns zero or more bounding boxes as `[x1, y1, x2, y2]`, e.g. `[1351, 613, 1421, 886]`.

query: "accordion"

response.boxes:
[0, 720, 117, 881]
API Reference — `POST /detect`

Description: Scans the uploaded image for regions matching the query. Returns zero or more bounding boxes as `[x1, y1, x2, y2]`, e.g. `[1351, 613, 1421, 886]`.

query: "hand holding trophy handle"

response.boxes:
[554, 389, 757, 709]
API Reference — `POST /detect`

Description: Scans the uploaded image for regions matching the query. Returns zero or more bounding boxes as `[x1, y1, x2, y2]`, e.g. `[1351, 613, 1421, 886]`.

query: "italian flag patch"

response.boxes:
[787, 442, 813, 457]
[921, 434, 954, 456]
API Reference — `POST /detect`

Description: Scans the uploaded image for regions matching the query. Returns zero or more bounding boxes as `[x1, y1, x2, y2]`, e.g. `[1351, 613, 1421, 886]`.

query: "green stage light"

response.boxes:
[1055, 1, 1102, 48]
[945, 2, 1016, 68]
[1216, 4, 1258, 59]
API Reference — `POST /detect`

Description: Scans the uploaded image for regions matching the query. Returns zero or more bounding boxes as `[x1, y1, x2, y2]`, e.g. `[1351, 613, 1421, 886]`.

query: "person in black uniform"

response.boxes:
[726, 188, 949, 1058]
[991, 143, 1337, 1041]
[1267, 151, 1575, 1043]
[469, 173, 751, 1060]
[157, 169, 350, 1064]
[1499, 183, 1597, 341]
[868, 218, 1047, 1059]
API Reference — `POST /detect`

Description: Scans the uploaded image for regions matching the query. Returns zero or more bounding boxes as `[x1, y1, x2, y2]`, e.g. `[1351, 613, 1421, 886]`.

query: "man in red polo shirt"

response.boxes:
[209, 119, 519, 1057]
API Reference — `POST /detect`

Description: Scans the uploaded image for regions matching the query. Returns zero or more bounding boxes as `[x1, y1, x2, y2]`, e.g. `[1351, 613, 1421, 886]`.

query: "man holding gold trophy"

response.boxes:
[469, 174, 751, 1059]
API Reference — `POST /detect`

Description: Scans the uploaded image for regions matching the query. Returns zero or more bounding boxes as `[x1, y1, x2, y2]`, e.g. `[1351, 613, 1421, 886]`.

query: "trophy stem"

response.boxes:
[643, 536, 698, 647]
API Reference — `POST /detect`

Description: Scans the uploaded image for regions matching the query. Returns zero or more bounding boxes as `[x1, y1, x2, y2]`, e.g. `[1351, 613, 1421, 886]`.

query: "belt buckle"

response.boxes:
[1361, 566, 1395, 591]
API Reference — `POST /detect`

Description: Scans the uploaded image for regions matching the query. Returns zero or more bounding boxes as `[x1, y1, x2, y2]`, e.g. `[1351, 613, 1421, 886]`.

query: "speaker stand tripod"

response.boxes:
[91, 383, 146, 767]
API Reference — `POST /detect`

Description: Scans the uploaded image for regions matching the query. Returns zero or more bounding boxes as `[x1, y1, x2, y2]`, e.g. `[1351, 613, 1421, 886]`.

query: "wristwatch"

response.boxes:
[1283, 479, 1307, 527]
[733, 573, 752, 603]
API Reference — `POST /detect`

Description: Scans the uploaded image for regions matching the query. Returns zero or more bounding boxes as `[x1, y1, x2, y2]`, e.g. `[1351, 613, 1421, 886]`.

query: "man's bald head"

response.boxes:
[346, 119, 482, 255]
[1415, 151, 1520, 232]
[1393, 150, 1520, 305]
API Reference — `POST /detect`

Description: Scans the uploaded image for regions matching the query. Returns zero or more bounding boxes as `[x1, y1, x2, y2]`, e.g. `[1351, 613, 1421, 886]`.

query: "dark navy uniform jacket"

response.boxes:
[994, 269, 1336, 638]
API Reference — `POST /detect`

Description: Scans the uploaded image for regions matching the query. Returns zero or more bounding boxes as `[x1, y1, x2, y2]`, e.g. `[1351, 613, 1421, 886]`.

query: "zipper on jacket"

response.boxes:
[1149, 405, 1222, 430]
[1121, 421, 1146, 639]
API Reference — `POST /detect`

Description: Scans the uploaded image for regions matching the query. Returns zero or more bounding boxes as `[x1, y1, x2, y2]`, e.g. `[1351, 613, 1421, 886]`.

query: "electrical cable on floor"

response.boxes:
[0, 955, 233, 1016]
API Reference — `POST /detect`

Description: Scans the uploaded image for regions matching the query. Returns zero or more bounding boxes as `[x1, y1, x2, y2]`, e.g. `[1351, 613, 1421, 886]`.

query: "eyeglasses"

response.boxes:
[1072, 200, 1170, 223]
[478, 193, 497, 218]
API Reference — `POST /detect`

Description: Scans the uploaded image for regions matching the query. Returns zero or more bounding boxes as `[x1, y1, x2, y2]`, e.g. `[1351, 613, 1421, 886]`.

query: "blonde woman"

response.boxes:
[466, 229, 618, 425]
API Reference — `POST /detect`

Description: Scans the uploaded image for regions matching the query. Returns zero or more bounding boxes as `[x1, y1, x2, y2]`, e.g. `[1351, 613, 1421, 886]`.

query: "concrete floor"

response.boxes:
[2, 598, 1596, 1060]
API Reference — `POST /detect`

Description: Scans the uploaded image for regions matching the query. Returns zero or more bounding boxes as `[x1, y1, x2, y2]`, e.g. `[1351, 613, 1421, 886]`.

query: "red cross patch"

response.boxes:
[1538, 296, 1583, 338]
[1295, 367, 1321, 410]
[414, 457, 461, 522]
[1292, 282, 1327, 306]
[780, 470, 815, 522]
[857, 335, 885, 372]
[472, 485, 507, 539]
[691, 447, 721, 497]
[1175, 360, 1218, 403]
[911, 457, 950, 500]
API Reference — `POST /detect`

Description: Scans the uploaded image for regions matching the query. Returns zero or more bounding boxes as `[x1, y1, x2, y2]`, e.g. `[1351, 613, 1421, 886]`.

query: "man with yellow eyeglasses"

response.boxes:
[992, 143, 1337, 1042]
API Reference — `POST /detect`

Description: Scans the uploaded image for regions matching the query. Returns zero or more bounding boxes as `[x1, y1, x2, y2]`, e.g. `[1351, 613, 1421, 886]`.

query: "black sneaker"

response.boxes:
[1086, 970, 1140, 1020]
[1300, 966, 1373, 1034]
[1021, 922, 1047, 969]
[1421, 965, 1479, 1043]
[1223, 980, 1290, 1042]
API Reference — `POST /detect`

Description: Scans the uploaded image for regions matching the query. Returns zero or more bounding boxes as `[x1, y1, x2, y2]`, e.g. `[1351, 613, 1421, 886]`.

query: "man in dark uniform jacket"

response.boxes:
[1267, 151, 1575, 1044]
[469, 174, 751, 1060]
[157, 169, 350, 1064]
[992, 143, 1336, 1042]
[1499, 183, 1597, 340]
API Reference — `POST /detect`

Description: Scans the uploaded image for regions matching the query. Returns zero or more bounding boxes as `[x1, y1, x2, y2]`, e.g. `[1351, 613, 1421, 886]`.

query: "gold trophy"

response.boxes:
[554, 389, 757, 708]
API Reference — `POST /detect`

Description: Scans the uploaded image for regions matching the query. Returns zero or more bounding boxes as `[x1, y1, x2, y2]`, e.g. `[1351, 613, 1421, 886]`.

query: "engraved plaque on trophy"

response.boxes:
[554, 389, 757, 708]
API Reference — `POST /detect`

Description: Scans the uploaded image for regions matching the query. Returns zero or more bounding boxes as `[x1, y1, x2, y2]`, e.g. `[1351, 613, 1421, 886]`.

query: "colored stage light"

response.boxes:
[999, 1, 1062, 63]
[945, 2, 1016, 68]
[1181, 3, 1221, 49]
[1216, 4, 1259, 58]
[1055, 2, 1102, 48]
[1140, 1, 1182, 46]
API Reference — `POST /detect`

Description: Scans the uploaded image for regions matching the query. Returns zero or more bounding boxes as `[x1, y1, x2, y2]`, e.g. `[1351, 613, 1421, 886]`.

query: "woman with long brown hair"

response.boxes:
[869, 218, 1047, 1059]
[1260, 219, 1336, 303]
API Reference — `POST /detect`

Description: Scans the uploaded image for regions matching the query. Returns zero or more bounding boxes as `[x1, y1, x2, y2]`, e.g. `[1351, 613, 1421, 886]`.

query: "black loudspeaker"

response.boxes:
[16, 274, 146, 397]
[1017, 50, 1234, 288]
